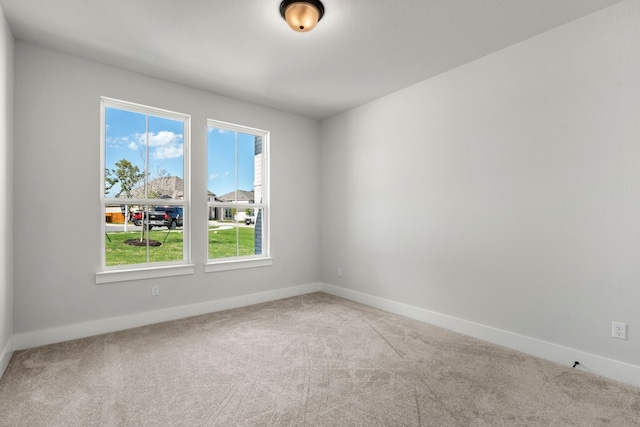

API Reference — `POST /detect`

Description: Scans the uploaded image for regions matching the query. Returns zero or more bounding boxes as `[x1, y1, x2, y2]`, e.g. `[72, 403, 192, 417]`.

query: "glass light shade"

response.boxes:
[284, 2, 321, 32]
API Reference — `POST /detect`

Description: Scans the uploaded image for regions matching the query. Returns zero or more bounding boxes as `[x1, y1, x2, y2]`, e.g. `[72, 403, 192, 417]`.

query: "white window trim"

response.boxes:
[98, 97, 191, 283]
[206, 119, 270, 271]
[96, 264, 196, 284]
[204, 257, 273, 273]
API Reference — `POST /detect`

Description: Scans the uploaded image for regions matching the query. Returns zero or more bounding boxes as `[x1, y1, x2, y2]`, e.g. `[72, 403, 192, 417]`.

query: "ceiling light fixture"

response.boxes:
[280, 0, 325, 33]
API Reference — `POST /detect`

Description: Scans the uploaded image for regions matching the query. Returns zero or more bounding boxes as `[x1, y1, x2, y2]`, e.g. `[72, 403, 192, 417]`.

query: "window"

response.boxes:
[99, 98, 191, 282]
[206, 120, 270, 271]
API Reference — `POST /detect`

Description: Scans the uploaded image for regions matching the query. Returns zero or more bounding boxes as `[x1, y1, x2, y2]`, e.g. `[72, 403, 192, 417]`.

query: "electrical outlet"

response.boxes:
[612, 322, 627, 340]
[337, 268, 342, 277]
[151, 285, 160, 297]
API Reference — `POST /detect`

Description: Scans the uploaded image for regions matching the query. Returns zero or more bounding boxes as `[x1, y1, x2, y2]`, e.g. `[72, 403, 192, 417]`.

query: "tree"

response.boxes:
[106, 159, 144, 198]
[104, 168, 117, 194]
[146, 166, 170, 199]
[106, 159, 145, 237]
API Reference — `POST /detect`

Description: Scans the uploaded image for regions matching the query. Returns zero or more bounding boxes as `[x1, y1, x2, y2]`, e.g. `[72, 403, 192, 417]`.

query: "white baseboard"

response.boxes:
[319, 283, 640, 390]
[10, 281, 640, 390]
[13, 283, 322, 351]
[0, 335, 14, 379]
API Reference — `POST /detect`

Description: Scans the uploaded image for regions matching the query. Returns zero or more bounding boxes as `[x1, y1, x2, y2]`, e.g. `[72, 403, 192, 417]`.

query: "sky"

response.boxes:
[207, 127, 256, 197]
[104, 106, 255, 198]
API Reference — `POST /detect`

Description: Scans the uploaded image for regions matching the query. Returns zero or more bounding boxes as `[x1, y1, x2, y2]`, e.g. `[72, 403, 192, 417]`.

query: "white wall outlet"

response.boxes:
[337, 268, 342, 277]
[151, 285, 160, 297]
[612, 322, 627, 340]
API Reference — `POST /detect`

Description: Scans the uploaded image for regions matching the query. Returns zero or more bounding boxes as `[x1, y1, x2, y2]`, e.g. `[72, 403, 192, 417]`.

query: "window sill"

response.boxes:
[96, 264, 195, 284]
[205, 257, 273, 273]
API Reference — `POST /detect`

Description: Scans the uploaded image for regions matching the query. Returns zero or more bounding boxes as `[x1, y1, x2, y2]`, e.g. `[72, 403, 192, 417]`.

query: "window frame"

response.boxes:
[205, 119, 271, 272]
[97, 97, 193, 283]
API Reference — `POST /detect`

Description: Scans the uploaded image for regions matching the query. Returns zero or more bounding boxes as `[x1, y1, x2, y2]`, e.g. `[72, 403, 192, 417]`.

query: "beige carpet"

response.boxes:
[1, 293, 639, 426]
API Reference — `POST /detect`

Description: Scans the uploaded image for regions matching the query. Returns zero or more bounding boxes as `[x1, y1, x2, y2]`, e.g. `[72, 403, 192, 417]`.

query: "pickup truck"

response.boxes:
[135, 206, 183, 229]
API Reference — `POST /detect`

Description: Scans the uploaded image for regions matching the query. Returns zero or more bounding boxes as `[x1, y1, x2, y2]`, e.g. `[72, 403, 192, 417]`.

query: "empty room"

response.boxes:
[1, 0, 640, 425]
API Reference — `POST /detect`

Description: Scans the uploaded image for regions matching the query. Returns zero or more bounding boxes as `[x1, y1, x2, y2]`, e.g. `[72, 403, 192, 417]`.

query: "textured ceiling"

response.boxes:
[0, 0, 622, 120]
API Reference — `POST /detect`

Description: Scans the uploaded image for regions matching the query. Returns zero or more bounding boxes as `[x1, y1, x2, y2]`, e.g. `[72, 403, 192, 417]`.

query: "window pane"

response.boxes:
[208, 212, 259, 259]
[207, 121, 266, 262]
[207, 128, 235, 199]
[208, 128, 257, 204]
[104, 108, 146, 199]
[105, 204, 184, 266]
[105, 109, 185, 201]
[145, 115, 185, 200]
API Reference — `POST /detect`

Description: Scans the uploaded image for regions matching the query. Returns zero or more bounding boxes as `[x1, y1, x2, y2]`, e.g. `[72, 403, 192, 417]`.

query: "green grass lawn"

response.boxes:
[208, 226, 255, 259]
[105, 227, 255, 266]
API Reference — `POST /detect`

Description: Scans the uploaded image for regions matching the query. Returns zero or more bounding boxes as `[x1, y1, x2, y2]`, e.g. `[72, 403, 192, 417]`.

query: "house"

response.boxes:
[130, 176, 185, 200]
[219, 190, 254, 204]
[208, 191, 223, 220]
[219, 189, 255, 221]
[1, 0, 639, 392]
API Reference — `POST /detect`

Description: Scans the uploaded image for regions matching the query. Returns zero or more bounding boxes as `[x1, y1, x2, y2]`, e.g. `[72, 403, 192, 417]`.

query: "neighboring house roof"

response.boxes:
[219, 190, 254, 203]
[208, 190, 224, 203]
[130, 176, 184, 200]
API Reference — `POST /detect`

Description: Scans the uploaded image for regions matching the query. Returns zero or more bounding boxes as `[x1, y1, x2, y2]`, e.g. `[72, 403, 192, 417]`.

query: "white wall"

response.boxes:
[0, 3, 14, 375]
[321, 0, 640, 380]
[12, 42, 320, 336]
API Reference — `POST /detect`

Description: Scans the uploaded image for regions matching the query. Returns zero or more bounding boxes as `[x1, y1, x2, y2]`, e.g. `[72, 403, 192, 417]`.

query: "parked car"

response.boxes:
[129, 211, 142, 225]
[131, 206, 183, 229]
[149, 206, 183, 229]
[245, 215, 256, 225]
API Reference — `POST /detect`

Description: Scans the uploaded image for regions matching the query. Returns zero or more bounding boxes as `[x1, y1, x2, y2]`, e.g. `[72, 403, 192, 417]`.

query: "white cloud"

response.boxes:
[133, 131, 184, 159]
[209, 172, 231, 180]
[128, 141, 138, 150]
[135, 131, 183, 147]
[151, 131, 183, 147]
[106, 135, 131, 149]
[154, 143, 184, 160]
